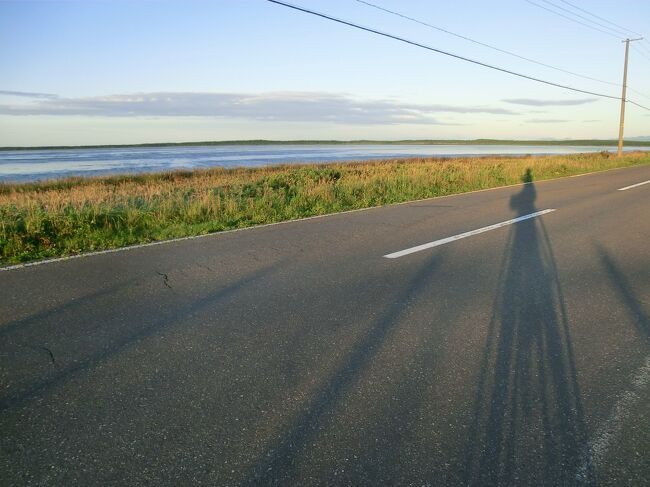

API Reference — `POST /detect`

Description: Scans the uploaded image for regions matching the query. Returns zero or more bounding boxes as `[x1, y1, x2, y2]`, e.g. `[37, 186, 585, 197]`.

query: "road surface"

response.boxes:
[1, 165, 649, 485]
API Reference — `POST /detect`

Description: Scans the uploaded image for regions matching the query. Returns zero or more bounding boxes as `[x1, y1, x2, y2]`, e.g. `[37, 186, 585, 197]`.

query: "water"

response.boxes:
[0, 144, 646, 183]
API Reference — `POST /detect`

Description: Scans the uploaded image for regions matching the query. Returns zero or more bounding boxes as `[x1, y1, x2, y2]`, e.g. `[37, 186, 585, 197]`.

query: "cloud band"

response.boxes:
[0, 90, 517, 124]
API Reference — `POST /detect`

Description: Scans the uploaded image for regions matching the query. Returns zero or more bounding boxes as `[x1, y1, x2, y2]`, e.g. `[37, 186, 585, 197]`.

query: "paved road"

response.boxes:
[1, 165, 649, 486]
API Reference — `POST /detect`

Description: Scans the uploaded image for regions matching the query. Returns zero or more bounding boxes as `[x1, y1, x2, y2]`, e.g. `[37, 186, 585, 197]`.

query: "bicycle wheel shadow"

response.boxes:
[464, 169, 590, 485]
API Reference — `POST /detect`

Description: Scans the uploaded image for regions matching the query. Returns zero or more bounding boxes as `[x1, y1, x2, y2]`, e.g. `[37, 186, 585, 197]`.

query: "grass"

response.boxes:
[1, 151, 649, 265]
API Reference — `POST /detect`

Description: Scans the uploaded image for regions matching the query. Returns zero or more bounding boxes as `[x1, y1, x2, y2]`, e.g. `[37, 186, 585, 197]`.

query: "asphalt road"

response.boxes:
[1, 165, 649, 486]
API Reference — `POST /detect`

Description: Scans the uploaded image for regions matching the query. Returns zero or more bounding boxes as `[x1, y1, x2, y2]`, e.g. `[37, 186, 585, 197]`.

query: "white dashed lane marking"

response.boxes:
[384, 209, 556, 259]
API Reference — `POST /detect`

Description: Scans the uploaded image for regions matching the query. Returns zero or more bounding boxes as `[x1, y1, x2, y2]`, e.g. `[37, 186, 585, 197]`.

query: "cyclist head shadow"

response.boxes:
[509, 168, 536, 215]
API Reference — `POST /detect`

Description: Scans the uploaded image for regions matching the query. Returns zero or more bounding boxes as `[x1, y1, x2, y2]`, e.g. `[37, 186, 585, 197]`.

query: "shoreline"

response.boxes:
[2, 138, 650, 151]
[3, 144, 649, 185]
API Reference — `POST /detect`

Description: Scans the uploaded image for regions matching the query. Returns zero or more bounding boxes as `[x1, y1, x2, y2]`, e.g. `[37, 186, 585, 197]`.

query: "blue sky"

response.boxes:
[1, 0, 649, 146]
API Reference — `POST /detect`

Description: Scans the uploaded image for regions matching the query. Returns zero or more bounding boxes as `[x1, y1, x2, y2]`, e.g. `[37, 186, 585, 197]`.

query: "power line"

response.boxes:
[529, 1, 650, 105]
[524, 0, 623, 39]
[636, 41, 650, 56]
[624, 47, 650, 100]
[357, 0, 649, 101]
[557, 0, 643, 38]
[548, 2, 650, 62]
[627, 86, 650, 102]
[632, 39, 650, 68]
[632, 45, 650, 64]
[526, 1, 650, 107]
[628, 99, 650, 111]
[633, 45, 650, 58]
[538, 0, 632, 38]
[266, 0, 650, 112]
[354, 0, 621, 88]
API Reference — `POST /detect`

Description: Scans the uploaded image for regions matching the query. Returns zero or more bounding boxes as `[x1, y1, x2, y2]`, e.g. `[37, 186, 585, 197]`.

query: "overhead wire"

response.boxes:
[627, 86, 650, 102]
[537, 0, 632, 38]
[632, 46, 650, 64]
[627, 99, 650, 111]
[524, 0, 649, 100]
[528, 0, 649, 55]
[524, 0, 623, 39]
[265, 0, 649, 111]
[357, 0, 649, 101]
[266, 0, 650, 111]
[557, 0, 643, 37]
[354, 0, 621, 88]
[635, 42, 650, 56]
[267, 0, 619, 100]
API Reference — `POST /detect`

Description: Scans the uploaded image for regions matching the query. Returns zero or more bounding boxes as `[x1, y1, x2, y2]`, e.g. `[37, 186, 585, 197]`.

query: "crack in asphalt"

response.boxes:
[41, 347, 55, 364]
[156, 271, 172, 289]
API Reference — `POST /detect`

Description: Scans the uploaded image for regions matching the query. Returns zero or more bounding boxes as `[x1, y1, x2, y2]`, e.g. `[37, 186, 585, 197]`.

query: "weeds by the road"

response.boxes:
[1, 151, 649, 264]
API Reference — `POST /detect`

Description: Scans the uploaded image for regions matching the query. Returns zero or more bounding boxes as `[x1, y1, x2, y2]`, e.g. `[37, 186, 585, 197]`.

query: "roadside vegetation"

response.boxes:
[1, 151, 649, 265]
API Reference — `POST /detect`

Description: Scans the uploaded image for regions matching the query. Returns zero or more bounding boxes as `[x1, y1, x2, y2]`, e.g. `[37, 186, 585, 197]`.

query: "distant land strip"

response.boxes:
[1, 138, 650, 151]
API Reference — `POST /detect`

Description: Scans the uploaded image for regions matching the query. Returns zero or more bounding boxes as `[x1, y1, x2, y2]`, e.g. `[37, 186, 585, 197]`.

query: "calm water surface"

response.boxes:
[0, 144, 646, 182]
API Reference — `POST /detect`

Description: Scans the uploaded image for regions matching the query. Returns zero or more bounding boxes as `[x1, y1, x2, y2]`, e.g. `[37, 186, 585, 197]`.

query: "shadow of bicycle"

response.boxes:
[464, 169, 590, 485]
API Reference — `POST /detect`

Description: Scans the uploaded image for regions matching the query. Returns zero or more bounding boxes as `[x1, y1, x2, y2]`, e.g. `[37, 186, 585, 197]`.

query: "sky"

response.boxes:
[1, 0, 649, 146]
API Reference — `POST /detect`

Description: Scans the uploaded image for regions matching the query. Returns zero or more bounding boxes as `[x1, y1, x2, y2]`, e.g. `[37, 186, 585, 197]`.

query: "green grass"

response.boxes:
[1, 151, 649, 265]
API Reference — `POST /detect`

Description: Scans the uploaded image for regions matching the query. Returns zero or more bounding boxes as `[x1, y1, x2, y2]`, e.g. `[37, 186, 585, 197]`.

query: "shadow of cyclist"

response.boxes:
[464, 169, 590, 485]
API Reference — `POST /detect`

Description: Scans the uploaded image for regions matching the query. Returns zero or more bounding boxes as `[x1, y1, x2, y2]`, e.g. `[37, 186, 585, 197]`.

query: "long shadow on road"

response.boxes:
[464, 169, 590, 485]
[597, 245, 649, 344]
[0, 261, 284, 411]
[245, 252, 443, 485]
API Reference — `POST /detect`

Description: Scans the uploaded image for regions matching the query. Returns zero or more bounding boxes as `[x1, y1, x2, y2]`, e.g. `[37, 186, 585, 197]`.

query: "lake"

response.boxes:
[0, 144, 647, 183]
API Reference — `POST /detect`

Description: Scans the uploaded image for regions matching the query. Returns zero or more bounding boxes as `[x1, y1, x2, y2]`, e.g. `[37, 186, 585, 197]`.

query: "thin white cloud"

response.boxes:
[0, 90, 59, 99]
[526, 118, 570, 123]
[503, 98, 597, 107]
[0, 91, 518, 124]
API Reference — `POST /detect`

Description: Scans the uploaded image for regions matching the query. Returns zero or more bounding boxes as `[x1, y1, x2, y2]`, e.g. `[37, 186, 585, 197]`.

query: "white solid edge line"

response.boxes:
[576, 355, 650, 482]
[0, 208, 372, 272]
[383, 209, 556, 259]
[0, 179, 547, 274]
[617, 179, 650, 191]
[1, 162, 641, 272]
[0, 181, 560, 273]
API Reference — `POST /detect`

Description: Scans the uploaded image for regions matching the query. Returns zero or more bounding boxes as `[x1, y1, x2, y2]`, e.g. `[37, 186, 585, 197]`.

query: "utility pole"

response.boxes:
[617, 37, 643, 157]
